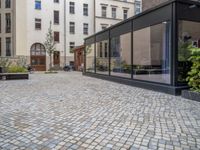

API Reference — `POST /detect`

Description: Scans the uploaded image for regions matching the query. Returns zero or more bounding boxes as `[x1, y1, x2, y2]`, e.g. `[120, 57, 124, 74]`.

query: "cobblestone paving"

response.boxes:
[0, 72, 200, 150]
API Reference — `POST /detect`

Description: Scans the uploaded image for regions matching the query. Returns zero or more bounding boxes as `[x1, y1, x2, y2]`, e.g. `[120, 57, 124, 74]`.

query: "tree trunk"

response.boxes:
[49, 54, 52, 71]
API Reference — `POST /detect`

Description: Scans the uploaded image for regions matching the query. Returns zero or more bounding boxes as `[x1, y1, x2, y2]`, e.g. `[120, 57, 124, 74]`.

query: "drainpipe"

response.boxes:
[64, 0, 67, 66]
[94, 0, 96, 33]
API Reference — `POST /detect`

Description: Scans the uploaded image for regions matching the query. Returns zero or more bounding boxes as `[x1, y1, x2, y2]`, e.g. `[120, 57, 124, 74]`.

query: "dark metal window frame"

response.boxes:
[84, 0, 200, 95]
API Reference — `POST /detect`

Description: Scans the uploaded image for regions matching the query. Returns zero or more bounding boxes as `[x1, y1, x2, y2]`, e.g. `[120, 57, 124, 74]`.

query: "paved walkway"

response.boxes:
[0, 72, 200, 150]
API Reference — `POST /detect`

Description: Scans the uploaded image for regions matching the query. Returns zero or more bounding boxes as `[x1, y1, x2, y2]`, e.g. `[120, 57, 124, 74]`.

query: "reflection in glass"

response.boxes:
[96, 40, 109, 75]
[178, 20, 200, 83]
[110, 33, 131, 78]
[133, 22, 171, 84]
[86, 44, 95, 72]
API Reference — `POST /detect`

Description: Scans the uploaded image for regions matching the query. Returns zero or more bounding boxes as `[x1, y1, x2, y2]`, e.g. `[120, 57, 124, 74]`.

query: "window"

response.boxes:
[83, 4, 88, 16]
[102, 6, 107, 17]
[69, 42, 75, 53]
[5, 13, 11, 33]
[101, 24, 108, 30]
[0, 38, 1, 56]
[69, 2, 75, 14]
[5, 0, 11, 8]
[83, 23, 88, 35]
[6, 37, 11, 56]
[70, 22, 75, 34]
[30, 43, 46, 67]
[35, 18, 41, 30]
[96, 40, 109, 75]
[54, 11, 59, 24]
[100, 43, 103, 57]
[0, 14, 1, 33]
[112, 7, 117, 19]
[104, 43, 108, 58]
[111, 33, 131, 78]
[54, 32, 60, 42]
[135, 0, 141, 14]
[54, 0, 59, 3]
[123, 9, 128, 20]
[35, 0, 41, 10]
[86, 44, 95, 72]
[31, 43, 46, 56]
[178, 20, 200, 83]
[133, 22, 171, 84]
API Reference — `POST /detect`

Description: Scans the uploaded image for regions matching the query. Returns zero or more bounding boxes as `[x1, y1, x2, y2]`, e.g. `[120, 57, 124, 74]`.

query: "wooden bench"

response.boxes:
[0, 73, 29, 80]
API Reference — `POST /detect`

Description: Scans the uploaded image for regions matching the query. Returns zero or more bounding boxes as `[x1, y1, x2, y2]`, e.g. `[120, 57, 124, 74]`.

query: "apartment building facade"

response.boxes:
[142, 0, 200, 11]
[142, 0, 167, 11]
[0, 0, 13, 57]
[0, 0, 141, 71]
[95, 0, 141, 32]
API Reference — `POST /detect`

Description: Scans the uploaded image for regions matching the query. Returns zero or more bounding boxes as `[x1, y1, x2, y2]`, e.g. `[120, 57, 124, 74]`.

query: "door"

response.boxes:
[53, 51, 60, 66]
[30, 43, 46, 71]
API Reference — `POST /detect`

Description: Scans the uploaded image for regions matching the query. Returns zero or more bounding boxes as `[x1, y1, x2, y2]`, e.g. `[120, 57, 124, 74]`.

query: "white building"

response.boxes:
[0, 0, 141, 71]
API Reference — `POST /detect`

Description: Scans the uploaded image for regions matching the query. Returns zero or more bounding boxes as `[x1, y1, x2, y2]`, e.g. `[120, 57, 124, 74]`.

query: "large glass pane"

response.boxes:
[133, 22, 171, 84]
[96, 40, 109, 75]
[178, 20, 200, 83]
[111, 33, 131, 78]
[86, 44, 95, 72]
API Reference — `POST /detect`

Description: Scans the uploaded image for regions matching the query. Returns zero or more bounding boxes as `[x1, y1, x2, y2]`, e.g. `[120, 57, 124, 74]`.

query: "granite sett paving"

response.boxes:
[0, 72, 200, 150]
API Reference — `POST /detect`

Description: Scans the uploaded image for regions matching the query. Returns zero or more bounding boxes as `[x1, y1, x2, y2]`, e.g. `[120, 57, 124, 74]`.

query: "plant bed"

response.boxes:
[0, 73, 29, 80]
[182, 90, 200, 102]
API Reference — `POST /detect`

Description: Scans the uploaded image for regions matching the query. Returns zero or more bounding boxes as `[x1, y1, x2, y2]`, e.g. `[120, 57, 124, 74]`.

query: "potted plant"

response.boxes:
[182, 46, 200, 102]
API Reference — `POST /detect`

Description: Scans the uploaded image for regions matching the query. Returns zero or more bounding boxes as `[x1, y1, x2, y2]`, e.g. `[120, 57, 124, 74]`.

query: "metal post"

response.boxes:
[64, 0, 67, 66]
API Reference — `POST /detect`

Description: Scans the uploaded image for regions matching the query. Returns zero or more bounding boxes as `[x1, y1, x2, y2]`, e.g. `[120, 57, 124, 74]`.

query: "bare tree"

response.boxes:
[44, 21, 56, 71]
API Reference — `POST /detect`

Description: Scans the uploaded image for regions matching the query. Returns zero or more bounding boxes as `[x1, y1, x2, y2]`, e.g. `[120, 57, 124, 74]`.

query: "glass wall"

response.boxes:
[96, 40, 109, 75]
[133, 22, 171, 84]
[110, 33, 132, 78]
[178, 20, 200, 83]
[86, 44, 95, 72]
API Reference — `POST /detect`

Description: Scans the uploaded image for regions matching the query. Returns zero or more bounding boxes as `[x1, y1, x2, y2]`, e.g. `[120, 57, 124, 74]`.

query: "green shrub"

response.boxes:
[16, 57, 27, 67]
[8, 66, 28, 73]
[186, 47, 200, 93]
[0, 58, 12, 72]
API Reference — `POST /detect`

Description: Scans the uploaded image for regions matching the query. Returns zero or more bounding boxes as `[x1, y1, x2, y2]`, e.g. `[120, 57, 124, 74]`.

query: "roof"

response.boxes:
[85, 0, 200, 40]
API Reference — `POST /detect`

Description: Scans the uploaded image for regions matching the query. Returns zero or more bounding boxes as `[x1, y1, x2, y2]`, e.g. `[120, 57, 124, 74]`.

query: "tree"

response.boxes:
[186, 47, 200, 93]
[44, 21, 56, 71]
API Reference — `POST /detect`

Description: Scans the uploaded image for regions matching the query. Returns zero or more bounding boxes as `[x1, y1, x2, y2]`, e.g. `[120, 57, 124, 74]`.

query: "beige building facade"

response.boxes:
[0, 0, 141, 71]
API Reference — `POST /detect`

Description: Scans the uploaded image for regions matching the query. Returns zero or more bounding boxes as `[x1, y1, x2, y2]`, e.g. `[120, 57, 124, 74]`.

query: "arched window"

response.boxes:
[31, 43, 46, 56]
[30, 43, 46, 71]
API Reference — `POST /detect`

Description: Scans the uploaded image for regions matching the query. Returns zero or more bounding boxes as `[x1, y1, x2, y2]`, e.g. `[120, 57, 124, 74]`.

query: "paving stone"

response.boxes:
[0, 72, 200, 149]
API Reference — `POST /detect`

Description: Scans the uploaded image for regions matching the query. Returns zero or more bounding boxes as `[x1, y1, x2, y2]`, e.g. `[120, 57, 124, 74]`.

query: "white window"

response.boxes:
[83, 23, 88, 35]
[54, 0, 59, 3]
[69, 2, 75, 14]
[35, 18, 41, 30]
[5, 0, 11, 8]
[101, 24, 108, 30]
[112, 7, 116, 19]
[83, 4, 88, 16]
[123, 9, 128, 20]
[102, 6, 107, 17]
[6, 37, 11, 56]
[135, 0, 141, 14]
[69, 42, 75, 53]
[70, 22, 75, 34]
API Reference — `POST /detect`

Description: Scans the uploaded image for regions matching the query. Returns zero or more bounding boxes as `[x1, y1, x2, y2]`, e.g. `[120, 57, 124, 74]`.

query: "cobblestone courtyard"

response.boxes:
[0, 72, 200, 150]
